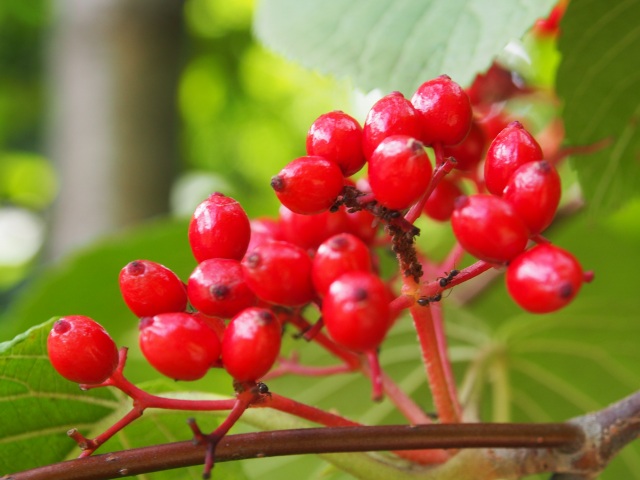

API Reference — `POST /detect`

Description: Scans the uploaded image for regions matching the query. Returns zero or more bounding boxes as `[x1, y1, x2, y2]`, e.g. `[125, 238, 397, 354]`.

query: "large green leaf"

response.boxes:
[459, 211, 640, 479]
[557, 0, 640, 216]
[0, 218, 195, 382]
[0, 319, 120, 473]
[0, 319, 247, 478]
[254, 0, 557, 94]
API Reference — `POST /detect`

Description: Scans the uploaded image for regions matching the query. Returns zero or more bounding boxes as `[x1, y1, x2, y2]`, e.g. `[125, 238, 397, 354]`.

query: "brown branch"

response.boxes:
[4, 422, 583, 480]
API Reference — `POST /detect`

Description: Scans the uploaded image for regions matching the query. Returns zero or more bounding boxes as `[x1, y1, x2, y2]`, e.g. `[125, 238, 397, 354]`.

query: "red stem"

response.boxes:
[408, 294, 461, 424]
[365, 350, 384, 402]
[263, 393, 447, 464]
[285, 311, 433, 427]
[404, 156, 456, 224]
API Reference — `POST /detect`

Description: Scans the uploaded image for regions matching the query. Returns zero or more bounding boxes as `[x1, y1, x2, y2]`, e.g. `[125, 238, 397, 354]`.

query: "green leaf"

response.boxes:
[0, 319, 120, 473]
[462, 211, 640, 479]
[557, 0, 640, 217]
[0, 218, 194, 380]
[253, 0, 557, 94]
[0, 319, 247, 479]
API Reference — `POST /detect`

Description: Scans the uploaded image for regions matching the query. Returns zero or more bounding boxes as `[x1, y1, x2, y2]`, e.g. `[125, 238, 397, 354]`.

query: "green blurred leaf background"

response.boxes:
[1, 0, 640, 479]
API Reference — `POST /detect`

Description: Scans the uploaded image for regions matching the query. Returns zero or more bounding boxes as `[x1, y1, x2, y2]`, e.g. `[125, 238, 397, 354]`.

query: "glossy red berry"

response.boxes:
[278, 204, 349, 251]
[271, 156, 344, 215]
[188, 193, 251, 263]
[242, 240, 315, 306]
[442, 119, 486, 171]
[423, 177, 464, 222]
[188, 258, 257, 318]
[503, 160, 561, 234]
[221, 307, 282, 382]
[484, 121, 543, 196]
[451, 194, 529, 264]
[47, 315, 119, 384]
[118, 260, 187, 317]
[411, 75, 472, 147]
[312, 233, 373, 297]
[368, 135, 432, 211]
[193, 312, 226, 343]
[139, 312, 221, 381]
[344, 208, 379, 245]
[467, 62, 525, 106]
[306, 110, 366, 176]
[362, 91, 423, 160]
[506, 244, 584, 313]
[532, 1, 567, 38]
[322, 271, 392, 352]
[246, 217, 284, 253]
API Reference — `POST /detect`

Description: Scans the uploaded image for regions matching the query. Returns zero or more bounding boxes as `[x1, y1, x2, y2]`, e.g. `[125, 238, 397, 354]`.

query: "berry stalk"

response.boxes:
[408, 278, 462, 424]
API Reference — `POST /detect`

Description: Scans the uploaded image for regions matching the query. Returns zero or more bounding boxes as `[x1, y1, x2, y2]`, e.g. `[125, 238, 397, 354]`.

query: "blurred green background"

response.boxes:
[0, 0, 353, 311]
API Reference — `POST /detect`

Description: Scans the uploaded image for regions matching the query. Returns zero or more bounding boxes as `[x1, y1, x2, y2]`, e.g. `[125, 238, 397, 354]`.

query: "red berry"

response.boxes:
[442, 119, 486, 171]
[139, 312, 221, 381]
[188, 193, 251, 263]
[424, 177, 464, 222]
[221, 307, 282, 382]
[48, 315, 119, 384]
[451, 194, 529, 264]
[503, 160, 561, 234]
[118, 260, 187, 317]
[306, 110, 366, 176]
[532, 1, 567, 38]
[506, 244, 584, 313]
[362, 91, 422, 160]
[484, 121, 543, 196]
[467, 62, 525, 106]
[322, 271, 392, 352]
[242, 240, 315, 306]
[278, 204, 349, 251]
[368, 135, 433, 211]
[411, 75, 472, 146]
[188, 258, 257, 318]
[312, 233, 373, 297]
[247, 217, 284, 253]
[344, 209, 379, 245]
[193, 312, 226, 343]
[271, 156, 344, 215]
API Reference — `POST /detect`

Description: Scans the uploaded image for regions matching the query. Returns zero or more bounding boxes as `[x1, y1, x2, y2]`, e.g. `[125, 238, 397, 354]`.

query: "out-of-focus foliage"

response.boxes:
[177, 0, 352, 219]
[0, 0, 53, 293]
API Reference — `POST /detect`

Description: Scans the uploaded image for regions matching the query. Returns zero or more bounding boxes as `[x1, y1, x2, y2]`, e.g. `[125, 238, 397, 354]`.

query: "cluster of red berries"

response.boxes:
[47, 73, 588, 394]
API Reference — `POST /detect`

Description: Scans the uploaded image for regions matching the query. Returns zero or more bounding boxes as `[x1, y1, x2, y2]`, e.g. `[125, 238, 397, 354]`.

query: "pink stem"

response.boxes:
[75, 407, 144, 457]
[286, 311, 433, 427]
[404, 157, 456, 224]
[389, 294, 415, 319]
[366, 350, 384, 402]
[408, 290, 460, 424]
[264, 393, 448, 464]
[429, 301, 461, 418]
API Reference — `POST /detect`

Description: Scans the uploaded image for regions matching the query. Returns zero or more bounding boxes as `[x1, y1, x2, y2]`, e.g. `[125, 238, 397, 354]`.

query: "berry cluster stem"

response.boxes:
[408, 277, 461, 424]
